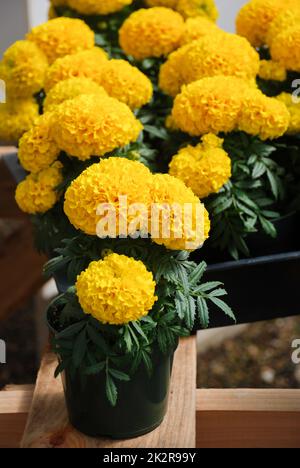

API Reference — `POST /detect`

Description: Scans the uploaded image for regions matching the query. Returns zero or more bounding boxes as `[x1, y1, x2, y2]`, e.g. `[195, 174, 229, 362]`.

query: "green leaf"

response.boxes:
[174, 290, 187, 320]
[209, 297, 236, 322]
[87, 325, 110, 354]
[197, 297, 209, 329]
[208, 288, 228, 298]
[72, 329, 87, 368]
[54, 359, 70, 378]
[252, 161, 266, 179]
[109, 369, 130, 382]
[131, 321, 148, 343]
[189, 261, 207, 286]
[56, 321, 86, 340]
[193, 281, 223, 293]
[84, 362, 105, 375]
[185, 296, 196, 329]
[123, 326, 133, 353]
[106, 374, 118, 407]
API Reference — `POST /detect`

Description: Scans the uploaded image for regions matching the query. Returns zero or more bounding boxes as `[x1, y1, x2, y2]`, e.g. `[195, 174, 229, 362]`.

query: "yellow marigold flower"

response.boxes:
[76, 254, 157, 326]
[68, 0, 133, 15]
[0, 40, 48, 99]
[43, 77, 107, 112]
[119, 7, 185, 60]
[149, 173, 209, 251]
[18, 113, 60, 174]
[236, 0, 298, 47]
[15, 162, 63, 215]
[276, 93, 300, 135]
[159, 46, 187, 97]
[26, 17, 95, 64]
[239, 90, 290, 140]
[270, 27, 300, 73]
[44, 47, 108, 92]
[161, 33, 259, 96]
[169, 134, 231, 199]
[145, 0, 178, 7]
[171, 76, 249, 136]
[181, 16, 223, 45]
[266, 7, 300, 47]
[51, 94, 142, 160]
[64, 158, 153, 235]
[96, 59, 153, 109]
[258, 60, 287, 82]
[0, 99, 39, 143]
[177, 0, 218, 20]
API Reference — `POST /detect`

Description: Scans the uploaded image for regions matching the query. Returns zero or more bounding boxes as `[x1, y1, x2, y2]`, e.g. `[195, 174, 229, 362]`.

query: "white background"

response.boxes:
[0, 0, 248, 56]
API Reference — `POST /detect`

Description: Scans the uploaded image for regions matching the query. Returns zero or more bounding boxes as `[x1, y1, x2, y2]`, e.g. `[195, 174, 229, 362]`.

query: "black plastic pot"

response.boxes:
[47, 309, 176, 439]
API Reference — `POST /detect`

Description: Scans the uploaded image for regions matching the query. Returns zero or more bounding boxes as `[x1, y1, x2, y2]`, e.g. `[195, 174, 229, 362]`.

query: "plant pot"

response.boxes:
[47, 308, 176, 439]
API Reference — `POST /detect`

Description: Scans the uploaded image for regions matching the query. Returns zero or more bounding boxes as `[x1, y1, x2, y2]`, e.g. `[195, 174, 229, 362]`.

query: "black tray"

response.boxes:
[202, 250, 300, 328]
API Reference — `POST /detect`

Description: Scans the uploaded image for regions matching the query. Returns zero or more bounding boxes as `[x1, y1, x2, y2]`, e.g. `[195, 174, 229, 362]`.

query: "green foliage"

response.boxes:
[48, 236, 235, 405]
[205, 132, 293, 260]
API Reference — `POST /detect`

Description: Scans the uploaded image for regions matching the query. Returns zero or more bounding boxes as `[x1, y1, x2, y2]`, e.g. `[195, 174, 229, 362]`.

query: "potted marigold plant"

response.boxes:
[44, 156, 235, 438]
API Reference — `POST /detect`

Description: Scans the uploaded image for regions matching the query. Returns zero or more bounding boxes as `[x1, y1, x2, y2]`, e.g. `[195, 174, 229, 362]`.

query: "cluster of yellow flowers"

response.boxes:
[64, 157, 210, 251]
[145, 0, 218, 21]
[169, 134, 231, 199]
[159, 32, 259, 97]
[76, 254, 157, 325]
[50, 0, 133, 15]
[171, 76, 290, 140]
[0, 17, 97, 143]
[15, 162, 63, 215]
[237, 1, 300, 74]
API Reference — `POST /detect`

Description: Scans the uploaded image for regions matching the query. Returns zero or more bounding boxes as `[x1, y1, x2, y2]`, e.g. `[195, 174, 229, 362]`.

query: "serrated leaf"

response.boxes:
[197, 297, 209, 329]
[185, 296, 196, 329]
[106, 374, 118, 407]
[189, 261, 207, 286]
[175, 290, 187, 319]
[209, 297, 236, 322]
[56, 321, 86, 340]
[84, 362, 105, 375]
[193, 281, 223, 293]
[109, 369, 130, 382]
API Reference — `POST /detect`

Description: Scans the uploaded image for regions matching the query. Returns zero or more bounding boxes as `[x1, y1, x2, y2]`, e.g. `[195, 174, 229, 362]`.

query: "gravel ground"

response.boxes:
[0, 304, 38, 390]
[198, 316, 300, 389]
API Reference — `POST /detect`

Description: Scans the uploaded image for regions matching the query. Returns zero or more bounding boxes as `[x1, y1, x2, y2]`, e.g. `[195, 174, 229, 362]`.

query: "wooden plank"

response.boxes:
[196, 389, 300, 448]
[0, 386, 34, 448]
[21, 337, 196, 448]
[0, 222, 47, 320]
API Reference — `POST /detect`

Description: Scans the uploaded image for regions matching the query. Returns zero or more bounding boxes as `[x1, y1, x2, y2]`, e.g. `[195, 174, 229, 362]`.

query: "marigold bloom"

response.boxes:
[239, 90, 290, 140]
[44, 47, 108, 92]
[96, 59, 153, 109]
[68, 0, 133, 15]
[43, 77, 107, 112]
[276, 93, 300, 135]
[15, 162, 63, 214]
[51, 94, 142, 160]
[119, 7, 185, 60]
[171, 76, 249, 136]
[181, 16, 223, 45]
[160, 33, 259, 97]
[18, 113, 60, 174]
[0, 40, 48, 98]
[159, 46, 187, 97]
[26, 17, 95, 64]
[145, 0, 178, 7]
[258, 60, 287, 82]
[64, 158, 153, 235]
[169, 134, 231, 199]
[266, 7, 300, 47]
[270, 27, 300, 73]
[149, 173, 210, 251]
[0, 99, 39, 143]
[236, 0, 298, 47]
[76, 254, 157, 326]
[176, 0, 218, 20]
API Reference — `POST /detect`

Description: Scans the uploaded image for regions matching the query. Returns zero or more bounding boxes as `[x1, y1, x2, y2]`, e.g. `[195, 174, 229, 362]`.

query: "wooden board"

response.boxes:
[196, 389, 300, 448]
[0, 385, 34, 448]
[21, 336, 196, 448]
